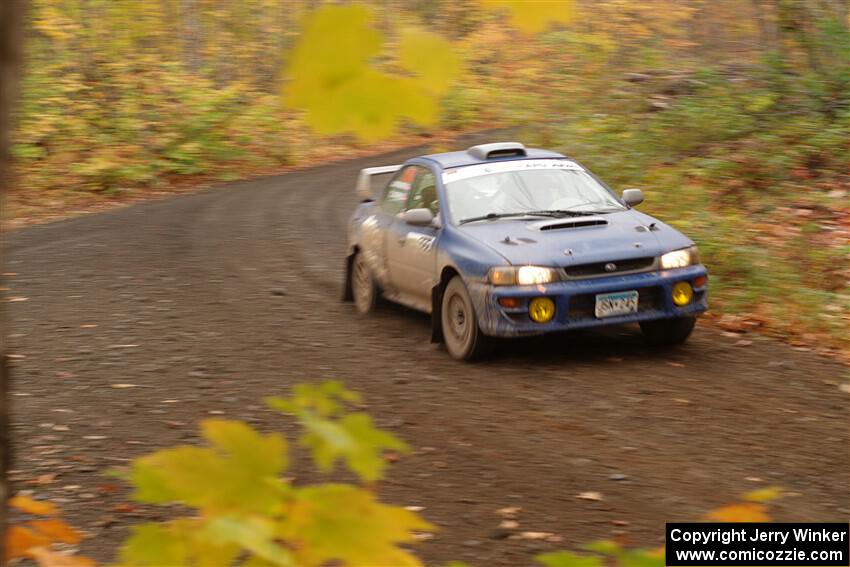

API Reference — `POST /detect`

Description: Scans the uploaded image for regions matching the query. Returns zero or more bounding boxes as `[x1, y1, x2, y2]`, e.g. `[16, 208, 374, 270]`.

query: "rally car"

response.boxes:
[343, 142, 708, 360]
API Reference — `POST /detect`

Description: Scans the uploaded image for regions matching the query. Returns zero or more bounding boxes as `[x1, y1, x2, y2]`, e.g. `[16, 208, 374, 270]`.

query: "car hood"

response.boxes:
[457, 209, 693, 267]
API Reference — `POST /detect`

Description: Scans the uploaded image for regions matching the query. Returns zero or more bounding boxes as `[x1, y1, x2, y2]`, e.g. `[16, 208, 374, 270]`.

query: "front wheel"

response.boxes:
[639, 316, 696, 346]
[441, 276, 492, 361]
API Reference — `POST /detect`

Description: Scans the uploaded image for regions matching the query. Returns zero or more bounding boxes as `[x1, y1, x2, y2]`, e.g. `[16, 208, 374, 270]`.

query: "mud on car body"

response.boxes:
[343, 142, 708, 361]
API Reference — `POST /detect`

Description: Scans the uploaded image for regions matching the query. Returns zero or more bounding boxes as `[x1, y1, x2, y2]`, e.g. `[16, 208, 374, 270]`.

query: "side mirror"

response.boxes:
[622, 188, 644, 207]
[400, 208, 435, 226]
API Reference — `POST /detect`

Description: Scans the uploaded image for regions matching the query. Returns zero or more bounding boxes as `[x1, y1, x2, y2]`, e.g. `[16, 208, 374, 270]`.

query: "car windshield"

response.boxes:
[443, 160, 625, 224]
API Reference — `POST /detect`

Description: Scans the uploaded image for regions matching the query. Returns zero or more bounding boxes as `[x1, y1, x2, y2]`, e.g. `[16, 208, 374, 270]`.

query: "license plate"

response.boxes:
[595, 290, 639, 318]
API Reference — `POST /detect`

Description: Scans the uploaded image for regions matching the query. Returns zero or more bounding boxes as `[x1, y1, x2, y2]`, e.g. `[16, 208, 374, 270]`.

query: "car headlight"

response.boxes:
[489, 266, 559, 286]
[660, 246, 700, 269]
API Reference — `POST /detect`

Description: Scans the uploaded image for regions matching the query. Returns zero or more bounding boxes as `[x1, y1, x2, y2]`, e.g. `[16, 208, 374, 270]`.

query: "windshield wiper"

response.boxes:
[458, 210, 598, 225]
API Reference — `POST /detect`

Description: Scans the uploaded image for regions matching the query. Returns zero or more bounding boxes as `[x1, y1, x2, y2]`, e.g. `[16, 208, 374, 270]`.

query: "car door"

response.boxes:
[387, 167, 440, 307]
[360, 165, 419, 290]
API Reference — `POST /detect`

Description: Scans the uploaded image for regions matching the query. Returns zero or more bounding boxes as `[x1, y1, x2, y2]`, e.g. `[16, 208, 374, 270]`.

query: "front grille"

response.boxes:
[568, 286, 662, 320]
[564, 256, 655, 278]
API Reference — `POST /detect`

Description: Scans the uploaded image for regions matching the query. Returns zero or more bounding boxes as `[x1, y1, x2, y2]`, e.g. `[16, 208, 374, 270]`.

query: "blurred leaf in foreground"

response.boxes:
[119, 383, 431, 566]
[283, 4, 459, 141]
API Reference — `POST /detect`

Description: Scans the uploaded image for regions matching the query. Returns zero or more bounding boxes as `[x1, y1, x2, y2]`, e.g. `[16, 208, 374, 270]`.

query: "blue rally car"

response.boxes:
[343, 142, 708, 360]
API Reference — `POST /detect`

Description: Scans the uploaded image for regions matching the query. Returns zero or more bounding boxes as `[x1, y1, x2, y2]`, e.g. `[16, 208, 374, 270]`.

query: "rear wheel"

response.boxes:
[351, 251, 379, 315]
[639, 316, 696, 346]
[441, 276, 492, 361]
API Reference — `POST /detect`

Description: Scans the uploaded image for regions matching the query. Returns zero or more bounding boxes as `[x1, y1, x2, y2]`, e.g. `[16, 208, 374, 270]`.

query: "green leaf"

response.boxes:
[280, 484, 434, 567]
[536, 551, 605, 567]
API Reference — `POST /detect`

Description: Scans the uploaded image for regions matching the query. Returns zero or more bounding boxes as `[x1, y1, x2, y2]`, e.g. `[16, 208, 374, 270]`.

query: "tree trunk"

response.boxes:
[0, 0, 24, 558]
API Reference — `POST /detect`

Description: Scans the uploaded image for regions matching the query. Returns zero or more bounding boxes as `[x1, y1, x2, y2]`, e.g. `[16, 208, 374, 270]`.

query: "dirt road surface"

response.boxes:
[7, 137, 849, 565]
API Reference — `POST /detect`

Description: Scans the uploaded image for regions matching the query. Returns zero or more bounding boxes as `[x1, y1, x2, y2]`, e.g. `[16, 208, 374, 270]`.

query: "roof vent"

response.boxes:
[466, 142, 526, 160]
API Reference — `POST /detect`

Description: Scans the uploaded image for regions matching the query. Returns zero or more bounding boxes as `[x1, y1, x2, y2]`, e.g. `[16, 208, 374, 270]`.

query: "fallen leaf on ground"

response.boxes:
[577, 491, 604, 501]
[667, 361, 686, 368]
[706, 502, 769, 522]
[111, 503, 138, 513]
[110, 384, 138, 389]
[500, 519, 519, 529]
[6, 525, 51, 558]
[8, 297, 29, 302]
[511, 531, 562, 542]
[734, 339, 753, 347]
[26, 474, 58, 486]
[497, 506, 522, 517]
[28, 547, 95, 567]
[404, 505, 425, 512]
[80, 324, 98, 328]
[26, 518, 83, 544]
[10, 494, 58, 516]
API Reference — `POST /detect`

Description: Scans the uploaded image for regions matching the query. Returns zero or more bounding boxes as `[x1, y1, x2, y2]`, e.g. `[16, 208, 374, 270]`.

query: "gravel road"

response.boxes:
[7, 137, 849, 565]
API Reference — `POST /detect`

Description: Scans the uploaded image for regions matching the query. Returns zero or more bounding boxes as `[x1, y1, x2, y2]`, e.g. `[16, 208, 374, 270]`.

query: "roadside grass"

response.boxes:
[516, 70, 849, 353]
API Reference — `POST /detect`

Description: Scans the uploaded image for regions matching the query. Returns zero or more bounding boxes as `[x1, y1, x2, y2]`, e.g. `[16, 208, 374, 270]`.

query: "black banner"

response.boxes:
[666, 523, 849, 566]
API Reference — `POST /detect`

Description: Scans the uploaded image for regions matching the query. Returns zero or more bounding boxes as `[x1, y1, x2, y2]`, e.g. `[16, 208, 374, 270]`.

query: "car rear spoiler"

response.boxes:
[356, 165, 402, 201]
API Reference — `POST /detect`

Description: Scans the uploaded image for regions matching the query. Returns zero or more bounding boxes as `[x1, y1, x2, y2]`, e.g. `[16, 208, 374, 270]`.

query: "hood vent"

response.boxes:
[537, 218, 608, 231]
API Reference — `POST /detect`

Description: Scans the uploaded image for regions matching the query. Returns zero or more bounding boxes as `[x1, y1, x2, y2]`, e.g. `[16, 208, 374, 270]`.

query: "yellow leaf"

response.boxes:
[705, 502, 770, 522]
[743, 486, 783, 502]
[283, 5, 458, 141]
[281, 484, 434, 567]
[201, 419, 287, 476]
[480, 0, 575, 34]
[10, 495, 58, 516]
[119, 523, 188, 566]
[398, 28, 461, 94]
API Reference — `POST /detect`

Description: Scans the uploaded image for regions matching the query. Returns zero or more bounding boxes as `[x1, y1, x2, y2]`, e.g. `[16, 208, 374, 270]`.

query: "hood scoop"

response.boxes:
[534, 217, 608, 231]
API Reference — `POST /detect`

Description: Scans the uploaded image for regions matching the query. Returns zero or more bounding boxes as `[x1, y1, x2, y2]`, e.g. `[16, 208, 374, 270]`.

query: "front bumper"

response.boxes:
[468, 265, 708, 338]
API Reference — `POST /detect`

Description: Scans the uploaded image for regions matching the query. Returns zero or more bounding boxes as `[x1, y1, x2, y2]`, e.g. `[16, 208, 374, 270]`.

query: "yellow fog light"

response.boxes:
[672, 281, 693, 306]
[529, 297, 556, 323]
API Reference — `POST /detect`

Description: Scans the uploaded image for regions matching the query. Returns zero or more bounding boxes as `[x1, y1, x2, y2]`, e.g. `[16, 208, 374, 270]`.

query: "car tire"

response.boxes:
[441, 276, 492, 361]
[351, 250, 380, 315]
[639, 316, 696, 346]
